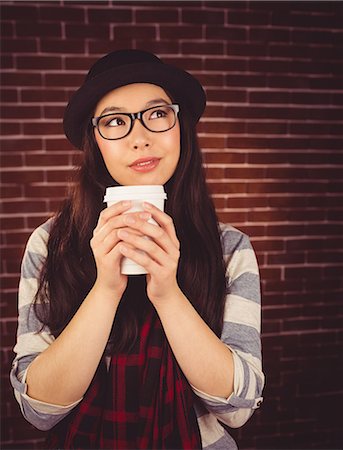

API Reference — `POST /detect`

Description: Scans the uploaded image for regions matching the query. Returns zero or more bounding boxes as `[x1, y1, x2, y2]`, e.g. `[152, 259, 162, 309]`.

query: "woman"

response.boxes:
[11, 49, 264, 449]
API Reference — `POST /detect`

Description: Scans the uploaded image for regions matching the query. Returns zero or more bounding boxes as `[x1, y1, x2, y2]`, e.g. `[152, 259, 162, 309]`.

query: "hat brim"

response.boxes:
[63, 61, 206, 150]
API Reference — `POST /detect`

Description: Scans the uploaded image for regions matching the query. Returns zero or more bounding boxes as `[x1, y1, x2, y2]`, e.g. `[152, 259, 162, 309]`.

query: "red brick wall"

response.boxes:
[1, 1, 342, 449]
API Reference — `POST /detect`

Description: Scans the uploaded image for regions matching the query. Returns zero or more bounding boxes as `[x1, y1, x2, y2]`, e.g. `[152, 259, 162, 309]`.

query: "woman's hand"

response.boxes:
[90, 200, 135, 299]
[117, 202, 181, 305]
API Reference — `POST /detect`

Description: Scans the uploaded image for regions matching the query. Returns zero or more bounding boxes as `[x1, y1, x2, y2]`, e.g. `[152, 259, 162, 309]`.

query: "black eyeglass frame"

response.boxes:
[91, 103, 180, 141]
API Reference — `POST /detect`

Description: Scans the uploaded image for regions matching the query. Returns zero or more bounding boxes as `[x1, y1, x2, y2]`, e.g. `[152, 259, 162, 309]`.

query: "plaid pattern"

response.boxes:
[47, 306, 201, 449]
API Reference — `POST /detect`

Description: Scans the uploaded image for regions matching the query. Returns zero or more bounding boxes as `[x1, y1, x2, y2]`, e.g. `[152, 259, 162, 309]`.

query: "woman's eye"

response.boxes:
[150, 108, 168, 119]
[104, 116, 126, 127]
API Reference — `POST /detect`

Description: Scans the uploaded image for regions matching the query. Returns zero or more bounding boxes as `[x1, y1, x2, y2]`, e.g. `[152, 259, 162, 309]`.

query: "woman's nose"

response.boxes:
[130, 120, 151, 150]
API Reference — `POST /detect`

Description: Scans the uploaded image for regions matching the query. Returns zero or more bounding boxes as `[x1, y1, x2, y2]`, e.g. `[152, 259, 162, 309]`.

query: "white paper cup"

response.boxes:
[104, 185, 167, 275]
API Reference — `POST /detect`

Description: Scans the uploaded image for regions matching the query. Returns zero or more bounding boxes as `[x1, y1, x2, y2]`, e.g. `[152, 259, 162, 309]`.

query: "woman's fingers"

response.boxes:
[122, 210, 179, 254]
[143, 202, 179, 248]
[93, 200, 132, 235]
[117, 229, 170, 265]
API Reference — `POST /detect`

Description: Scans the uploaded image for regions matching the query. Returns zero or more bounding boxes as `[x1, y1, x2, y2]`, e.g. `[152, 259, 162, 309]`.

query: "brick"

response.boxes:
[16, 22, 62, 38]
[202, 106, 225, 118]
[198, 121, 245, 134]
[27, 215, 52, 229]
[132, 40, 180, 55]
[24, 153, 69, 166]
[266, 224, 305, 236]
[65, 56, 98, 71]
[228, 42, 268, 57]
[290, 122, 342, 135]
[1, 138, 42, 152]
[202, 151, 245, 163]
[17, 56, 62, 71]
[226, 73, 266, 87]
[249, 27, 290, 43]
[246, 122, 287, 134]
[182, 9, 224, 24]
[65, 23, 110, 39]
[88, 8, 132, 22]
[21, 89, 69, 103]
[267, 252, 305, 265]
[205, 57, 248, 73]
[218, 211, 247, 224]
[136, 8, 178, 23]
[270, 43, 341, 61]
[1, 72, 42, 87]
[1, 38, 37, 53]
[206, 88, 246, 103]
[1, 55, 14, 69]
[226, 196, 269, 208]
[204, 166, 225, 178]
[40, 39, 85, 54]
[248, 152, 343, 165]
[227, 10, 270, 25]
[286, 237, 343, 251]
[46, 169, 74, 183]
[0, 153, 23, 167]
[44, 73, 85, 87]
[205, 25, 247, 41]
[291, 29, 337, 45]
[24, 184, 68, 199]
[0, 185, 23, 198]
[39, 6, 84, 21]
[285, 266, 323, 280]
[212, 197, 226, 209]
[269, 75, 343, 90]
[2, 200, 47, 214]
[1, 4, 38, 20]
[0, 122, 21, 135]
[0, 217, 24, 230]
[113, 25, 156, 39]
[260, 267, 282, 280]
[195, 73, 224, 87]
[308, 251, 343, 264]
[45, 138, 75, 152]
[160, 25, 202, 40]
[1, 22, 14, 37]
[0, 88, 18, 102]
[182, 42, 225, 55]
[2, 232, 31, 247]
[225, 167, 265, 178]
[0, 105, 41, 119]
[43, 105, 65, 119]
[88, 39, 134, 54]
[1, 170, 44, 184]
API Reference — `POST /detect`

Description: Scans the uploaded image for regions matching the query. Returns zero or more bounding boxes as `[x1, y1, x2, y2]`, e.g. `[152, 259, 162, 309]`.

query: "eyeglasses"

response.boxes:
[92, 104, 180, 141]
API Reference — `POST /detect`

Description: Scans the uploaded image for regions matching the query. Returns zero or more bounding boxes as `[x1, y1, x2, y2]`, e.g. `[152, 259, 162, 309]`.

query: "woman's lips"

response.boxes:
[129, 157, 160, 173]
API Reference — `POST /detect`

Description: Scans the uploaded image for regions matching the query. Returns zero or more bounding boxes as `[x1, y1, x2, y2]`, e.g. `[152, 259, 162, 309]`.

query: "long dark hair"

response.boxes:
[34, 109, 227, 353]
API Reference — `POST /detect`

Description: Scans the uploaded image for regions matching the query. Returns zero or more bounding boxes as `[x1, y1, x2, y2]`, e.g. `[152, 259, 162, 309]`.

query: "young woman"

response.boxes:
[11, 49, 264, 449]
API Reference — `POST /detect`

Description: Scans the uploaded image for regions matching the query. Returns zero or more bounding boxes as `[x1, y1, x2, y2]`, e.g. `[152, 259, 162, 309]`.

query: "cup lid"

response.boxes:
[104, 185, 167, 202]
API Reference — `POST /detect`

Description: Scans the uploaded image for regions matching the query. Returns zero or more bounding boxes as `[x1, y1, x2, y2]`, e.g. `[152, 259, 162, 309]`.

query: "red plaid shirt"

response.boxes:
[47, 305, 201, 449]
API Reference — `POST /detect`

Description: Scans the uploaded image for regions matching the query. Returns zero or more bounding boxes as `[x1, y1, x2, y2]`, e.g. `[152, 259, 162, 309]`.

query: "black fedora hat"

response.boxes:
[63, 49, 206, 150]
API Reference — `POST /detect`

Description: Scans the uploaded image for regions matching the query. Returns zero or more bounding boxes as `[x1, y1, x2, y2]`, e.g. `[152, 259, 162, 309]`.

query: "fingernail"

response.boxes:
[143, 202, 152, 210]
[122, 200, 131, 207]
[139, 212, 151, 220]
[125, 215, 135, 224]
[118, 229, 128, 238]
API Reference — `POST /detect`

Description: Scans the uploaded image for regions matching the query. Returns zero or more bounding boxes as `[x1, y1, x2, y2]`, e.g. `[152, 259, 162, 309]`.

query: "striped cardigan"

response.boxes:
[10, 218, 264, 449]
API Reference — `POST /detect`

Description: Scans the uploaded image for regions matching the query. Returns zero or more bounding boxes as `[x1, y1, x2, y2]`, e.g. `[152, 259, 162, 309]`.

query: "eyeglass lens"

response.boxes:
[97, 105, 177, 140]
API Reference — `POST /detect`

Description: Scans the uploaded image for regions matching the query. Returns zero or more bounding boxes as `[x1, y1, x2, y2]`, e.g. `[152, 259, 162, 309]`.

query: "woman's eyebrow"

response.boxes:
[99, 98, 170, 116]
[145, 98, 170, 107]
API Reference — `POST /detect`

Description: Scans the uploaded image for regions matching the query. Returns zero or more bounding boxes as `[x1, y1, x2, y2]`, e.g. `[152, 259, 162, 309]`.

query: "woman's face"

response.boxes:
[93, 83, 181, 186]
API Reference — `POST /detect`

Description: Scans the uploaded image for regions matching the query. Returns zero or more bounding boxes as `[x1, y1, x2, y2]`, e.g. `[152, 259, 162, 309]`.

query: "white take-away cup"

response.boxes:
[104, 185, 167, 275]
